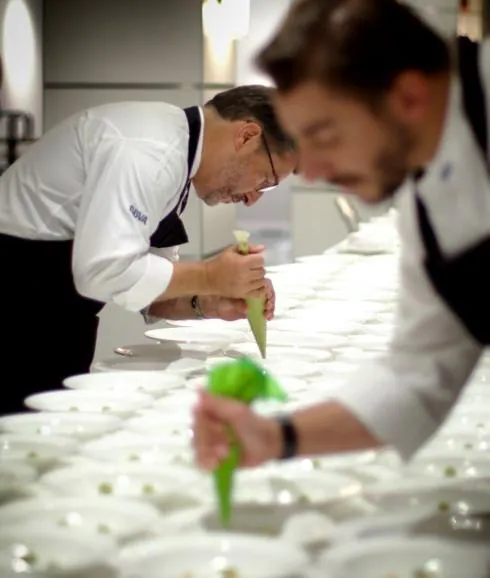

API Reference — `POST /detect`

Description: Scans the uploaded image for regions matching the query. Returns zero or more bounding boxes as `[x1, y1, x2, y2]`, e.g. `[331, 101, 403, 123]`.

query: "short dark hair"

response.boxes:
[205, 85, 295, 154]
[256, 0, 451, 102]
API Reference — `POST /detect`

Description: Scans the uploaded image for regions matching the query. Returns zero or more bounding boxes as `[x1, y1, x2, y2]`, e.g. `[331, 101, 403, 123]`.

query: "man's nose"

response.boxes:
[243, 190, 264, 206]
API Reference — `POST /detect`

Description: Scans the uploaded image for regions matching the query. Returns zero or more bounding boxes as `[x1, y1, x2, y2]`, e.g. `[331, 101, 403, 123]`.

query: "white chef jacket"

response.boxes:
[0, 102, 203, 312]
[330, 40, 490, 460]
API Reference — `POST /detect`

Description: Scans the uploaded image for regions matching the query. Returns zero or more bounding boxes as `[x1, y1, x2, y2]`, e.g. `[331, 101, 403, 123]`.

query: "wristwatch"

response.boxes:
[275, 415, 298, 460]
[191, 295, 205, 319]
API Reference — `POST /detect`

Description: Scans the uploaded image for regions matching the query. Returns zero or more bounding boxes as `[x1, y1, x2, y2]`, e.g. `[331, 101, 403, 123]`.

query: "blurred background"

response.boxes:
[0, 0, 487, 356]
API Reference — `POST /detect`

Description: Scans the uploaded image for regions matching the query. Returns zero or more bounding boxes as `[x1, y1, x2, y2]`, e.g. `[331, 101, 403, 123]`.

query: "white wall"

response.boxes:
[0, 0, 43, 136]
[235, 0, 292, 231]
[42, 0, 207, 362]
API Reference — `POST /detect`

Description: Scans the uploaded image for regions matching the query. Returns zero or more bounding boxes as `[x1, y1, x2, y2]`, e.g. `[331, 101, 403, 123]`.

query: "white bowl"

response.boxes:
[0, 434, 76, 471]
[0, 526, 118, 577]
[0, 495, 161, 544]
[81, 435, 191, 467]
[118, 533, 309, 578]
[0, 461, 37, 505]
[221, 468, 360, 506]
[406, 452, 490, 481]
[124, 412, 192, 439]
[92, 355, 206, 375]
[0, 411, 121, 441]
[319, 536, 489, 578]
[145, 326, 246, 346]
[40, 463, 206, 512]
[24, 390, 153, 417]
[63, 371, 185, 397]
[226, 343, 333, 363]
[152, 391, 197, 413]
[361, 477, 462, 511]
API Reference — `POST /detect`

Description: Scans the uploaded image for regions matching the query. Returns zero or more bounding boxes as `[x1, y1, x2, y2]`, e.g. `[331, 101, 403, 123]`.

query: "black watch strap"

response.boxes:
[191, 295, 205, 319]
[276, 415, 298, 460]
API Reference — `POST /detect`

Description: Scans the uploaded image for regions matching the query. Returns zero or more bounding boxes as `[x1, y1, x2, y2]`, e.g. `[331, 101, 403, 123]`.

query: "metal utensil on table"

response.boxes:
[114, 347, 134, 357]
[412, 509, 490, 543]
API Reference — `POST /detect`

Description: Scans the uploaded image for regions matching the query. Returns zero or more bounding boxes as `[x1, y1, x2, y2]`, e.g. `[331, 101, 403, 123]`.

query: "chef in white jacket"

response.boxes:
[192, 1, 490, 466]
[0, 85, 296, 414]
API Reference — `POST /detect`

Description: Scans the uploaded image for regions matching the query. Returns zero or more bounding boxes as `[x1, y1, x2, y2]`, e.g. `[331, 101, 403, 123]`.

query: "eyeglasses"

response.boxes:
[261, 134, 278, 192]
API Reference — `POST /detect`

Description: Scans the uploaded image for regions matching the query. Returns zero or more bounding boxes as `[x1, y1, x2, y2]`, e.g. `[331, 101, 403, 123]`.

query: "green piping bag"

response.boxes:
[207, 357, 287, 527]
[234, 230, 267, 358]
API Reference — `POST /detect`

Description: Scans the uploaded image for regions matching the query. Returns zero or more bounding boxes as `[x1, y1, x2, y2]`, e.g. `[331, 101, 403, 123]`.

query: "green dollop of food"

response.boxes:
[142, 483, 155, 495]
[128, 453, 140, 462]
[97, 523, 110, 534]
[98, 482, 113, 495]
[26, 451, 39, 459]
[444, 466, 457, 478]
[69, 407, 79, 412]
[438, 501, 450, 512]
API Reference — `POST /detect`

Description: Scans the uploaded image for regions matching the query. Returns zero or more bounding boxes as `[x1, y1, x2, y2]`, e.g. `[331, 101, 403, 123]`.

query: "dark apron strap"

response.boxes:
[416, 37, 488, 262]
[150, 106, 202, 249]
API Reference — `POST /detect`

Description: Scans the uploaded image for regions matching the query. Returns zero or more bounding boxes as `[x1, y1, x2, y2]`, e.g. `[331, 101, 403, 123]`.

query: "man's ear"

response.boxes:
[234, 121, 262, 152]
[387, 71, 430, 124]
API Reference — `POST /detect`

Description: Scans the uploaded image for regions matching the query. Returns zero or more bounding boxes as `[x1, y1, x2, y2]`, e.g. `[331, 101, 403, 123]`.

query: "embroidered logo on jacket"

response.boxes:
[130, 205, 148, 224]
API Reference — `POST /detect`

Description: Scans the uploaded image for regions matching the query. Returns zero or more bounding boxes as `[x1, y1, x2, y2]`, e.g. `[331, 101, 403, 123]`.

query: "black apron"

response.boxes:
[0, 106, 201, 415]
[415, 37, 490, 345]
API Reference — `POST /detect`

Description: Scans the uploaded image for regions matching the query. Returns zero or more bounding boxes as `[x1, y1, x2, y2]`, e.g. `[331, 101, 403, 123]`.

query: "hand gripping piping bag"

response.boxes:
[233, 230, 267, 358]
[207, 357, 287, 527]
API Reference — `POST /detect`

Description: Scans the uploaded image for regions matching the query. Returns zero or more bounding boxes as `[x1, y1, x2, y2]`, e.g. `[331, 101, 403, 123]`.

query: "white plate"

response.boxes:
[64, 371, 185, 397]
[24, 390, 153, 417]
[118, 533, 309, 578]
[124, 412, 192, 439]
[145, 327, 246, 346]
[40, 463, 206, 512]
[0, 495, 161, 543]
[265, 330, 347, 350]
[0, 526, 118, 576]
[0, 434, 76, 471]
[0, 411, 122, 441]
[320, 536, 489, 578]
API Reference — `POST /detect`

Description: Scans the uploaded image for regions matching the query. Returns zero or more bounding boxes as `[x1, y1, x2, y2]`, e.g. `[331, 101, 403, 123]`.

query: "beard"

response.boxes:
[374, 119, 415, 201]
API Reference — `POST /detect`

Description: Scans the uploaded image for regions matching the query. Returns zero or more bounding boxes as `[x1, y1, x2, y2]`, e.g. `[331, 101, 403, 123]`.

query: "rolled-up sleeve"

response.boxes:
[329, 198, 483, 460]
[73, 136, 184, 311]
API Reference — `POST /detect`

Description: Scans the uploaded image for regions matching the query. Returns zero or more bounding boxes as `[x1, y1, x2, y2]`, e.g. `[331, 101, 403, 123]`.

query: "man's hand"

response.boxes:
[210, 278, 275, 322]
[204, 244, 266, 299]
[264, 278, 275, 321]
[193, 390, 281, 470]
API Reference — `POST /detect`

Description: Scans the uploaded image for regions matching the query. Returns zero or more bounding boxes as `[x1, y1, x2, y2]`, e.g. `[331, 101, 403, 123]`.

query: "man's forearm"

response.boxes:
[269, 402, 383, 459]
[153, 262, 212, 302]
[148, 295, 218, 320]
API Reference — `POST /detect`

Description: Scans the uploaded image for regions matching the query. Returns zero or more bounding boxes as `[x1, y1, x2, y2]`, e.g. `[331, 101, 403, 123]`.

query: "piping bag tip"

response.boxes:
[207, 357, 287, 527]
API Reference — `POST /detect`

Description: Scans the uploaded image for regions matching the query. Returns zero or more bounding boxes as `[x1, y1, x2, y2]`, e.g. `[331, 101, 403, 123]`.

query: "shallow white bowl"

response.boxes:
[0, 526, 118, 576]
[40, 463, 206, 513]
[24, 390, 153, 418]
[64, 371, 185, 397]
[319, 536, 489, 578]
[0, 411, 121, 441]
[0, 433, 76, 471]
[118, 532, 309, 578]
[0, 495, 161, 543]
